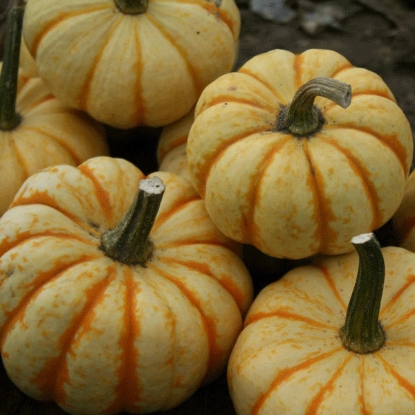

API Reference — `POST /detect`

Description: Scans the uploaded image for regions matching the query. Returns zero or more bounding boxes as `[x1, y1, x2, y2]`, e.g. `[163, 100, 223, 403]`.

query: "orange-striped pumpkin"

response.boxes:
[228, 233, 415, 414]
[0, 7, 108, 216]
[0, 156, 253, 414]
[22, 0, 241, 128]
[157, 109, 194, 182]
[393, 168, 415, 251]
[187, 48, 413, 259]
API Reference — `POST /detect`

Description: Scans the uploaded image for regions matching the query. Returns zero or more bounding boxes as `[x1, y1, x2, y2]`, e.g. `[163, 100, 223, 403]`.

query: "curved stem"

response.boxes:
[100, 176, 165, 266]
[114, 0, 149, 14]
[282, 77, 352, 136]
[0, 6, 24, 131]
[339, 233, 386, 354]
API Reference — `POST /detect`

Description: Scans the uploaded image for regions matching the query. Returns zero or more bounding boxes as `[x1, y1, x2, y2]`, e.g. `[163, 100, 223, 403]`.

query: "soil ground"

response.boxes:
[1, 0, 415, 414]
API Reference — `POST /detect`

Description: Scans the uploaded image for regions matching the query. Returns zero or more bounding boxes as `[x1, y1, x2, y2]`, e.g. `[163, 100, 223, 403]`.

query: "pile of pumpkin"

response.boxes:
[1, 1, 415, 414]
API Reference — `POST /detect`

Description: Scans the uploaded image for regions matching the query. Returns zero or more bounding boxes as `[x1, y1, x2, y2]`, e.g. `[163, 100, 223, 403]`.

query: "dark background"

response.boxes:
[1, 0, 415, 413]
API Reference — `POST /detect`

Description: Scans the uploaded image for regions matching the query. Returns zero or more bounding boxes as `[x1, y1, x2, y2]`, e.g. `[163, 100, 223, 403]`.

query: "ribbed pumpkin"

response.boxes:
[0, 7, 108, 217]
[187, 48, 413, 259]
[228, 233, 415, 415]
[0, 156, 253, 415]
[22, 0, 240, 129]
[393, 169, 415, 251]
[157, 108, 194, 182]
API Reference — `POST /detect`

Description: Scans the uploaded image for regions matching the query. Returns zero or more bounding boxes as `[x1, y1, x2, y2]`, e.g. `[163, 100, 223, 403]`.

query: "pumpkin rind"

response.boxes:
[228, 245, 415, 414]
[157, 108, 194, 182]
[187, 48, 414, 259]
[393, 169, 415, 251]
[0, 157, 253, 414]
[22, 0, 241, 128]
[0, 65, 109, 216]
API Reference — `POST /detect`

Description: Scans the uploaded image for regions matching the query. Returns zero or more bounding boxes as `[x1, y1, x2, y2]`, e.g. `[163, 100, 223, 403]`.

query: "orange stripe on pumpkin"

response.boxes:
[159, 257, 246, 314]
[251, 347, 343, 415]
[146, 262, 222, 384]
[305, 353, 353, 414]
[106, 266, 142, 413]
[24, 263, 111, 401]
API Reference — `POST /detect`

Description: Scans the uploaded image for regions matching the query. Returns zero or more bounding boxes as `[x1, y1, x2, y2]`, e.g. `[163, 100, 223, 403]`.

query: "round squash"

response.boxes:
[0, 7, 109, 217]
[393, 169, 415, 251]
[157, 108, 194, 182]
[228, 233, 415, 414]
[22, 0, 241, 129]
[186, 48, 414, 259]
[0, 156, 253, 415]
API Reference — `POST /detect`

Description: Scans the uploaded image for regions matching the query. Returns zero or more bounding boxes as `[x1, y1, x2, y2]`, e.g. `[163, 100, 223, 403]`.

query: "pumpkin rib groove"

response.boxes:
[157, 256, 245, 313]
[154, 240, 239, 254]
[251, 347, 343, 415]
[196, 0, 237, 36]
[150, 196, 201, 233]
[29, 6, 111, 58]
[244, 310, 337, 331]
[202, 126, 280, 197]
[131, 19, 146, 125]
[157, 133, 188, 162]
[16, 126, 82, 165]
[77, 164, 116, 226]
[146, 261, 219, 382]
[315, 134, 381, 230]
[380, 275, 415, 323]
[249, 135, 292, 245]
[0, 232, 97, 260]
[316, 263, 348, 311]
[302, 141, 325, 252]
[202, 96, 277, 114]
[9, 131, 30, 179]
[39, 270, 114, 403]
[376, 354, 415, 399]
[78, 16, 124, 113]
[17, 92, 55, 114]
[237, 68, 288, 104]
[327, 62, 354, 79]
[330, 124, 409, 175]
[305, 352, 354, 414]
[145, 14, 201, 95]
[10, 188, 105, 238]
[110, 266, 142, 413]
[0, 254, 102, 348]
[293, 53, 303, 91]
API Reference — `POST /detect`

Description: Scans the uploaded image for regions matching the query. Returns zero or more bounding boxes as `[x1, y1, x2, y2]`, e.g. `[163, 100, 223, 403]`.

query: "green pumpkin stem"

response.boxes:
[339, 233, 386, 354]
[100, 176, 165, 266]
[0, 6, 24, 131]
[281, 77, 352, 136]
[114, 0, 149, 14]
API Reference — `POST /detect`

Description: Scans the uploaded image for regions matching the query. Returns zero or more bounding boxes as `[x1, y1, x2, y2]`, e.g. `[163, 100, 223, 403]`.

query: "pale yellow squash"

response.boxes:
[393, 169, 415, 251]
[23, 0, 241, 128]
[157, 108, 194, 182]
[0, 6, 108, 216]
[187, 48, 413, 259]
[228, 233, 415, 414]
[0, 156, 253, 415]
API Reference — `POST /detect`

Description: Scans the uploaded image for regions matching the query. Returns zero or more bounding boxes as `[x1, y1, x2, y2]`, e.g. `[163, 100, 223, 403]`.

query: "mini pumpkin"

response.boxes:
[393, 169, 415, 251]
[22, 0, 240, 129]
[0, 156, 253, 415]
[228, 233, 415, 414]
[157, 109, 194, 182]
[0, 6, 109, 216]
[187, 48, 413, 259]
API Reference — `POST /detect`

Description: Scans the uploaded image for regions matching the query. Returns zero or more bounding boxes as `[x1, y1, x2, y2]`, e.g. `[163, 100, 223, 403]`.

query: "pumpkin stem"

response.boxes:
[339, 233, 386, 354]
[0, 6, 24, 131]
[114, 0, 149, 14]
[100, 176, 165, 266]
[280, 77, 351, 136]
